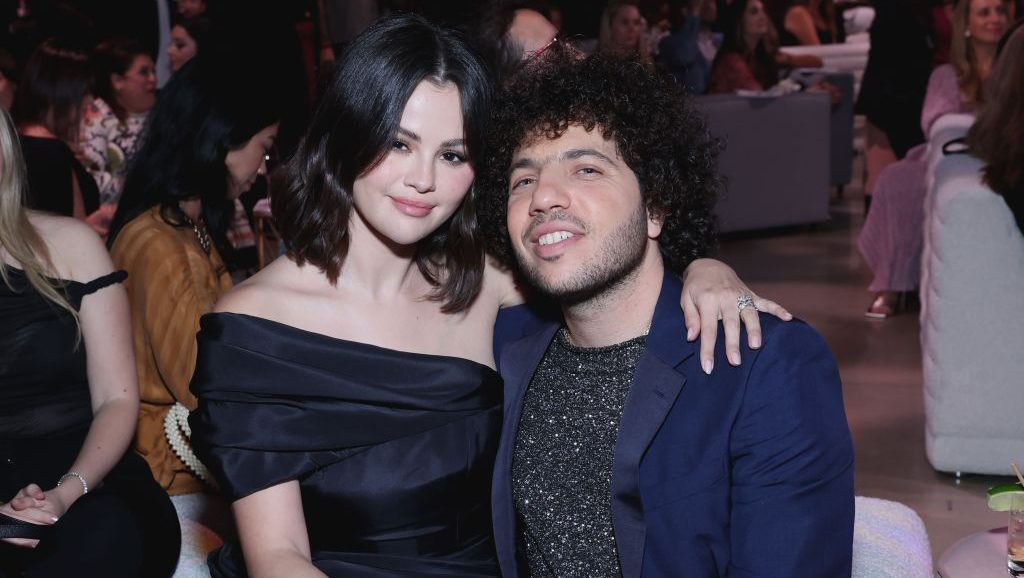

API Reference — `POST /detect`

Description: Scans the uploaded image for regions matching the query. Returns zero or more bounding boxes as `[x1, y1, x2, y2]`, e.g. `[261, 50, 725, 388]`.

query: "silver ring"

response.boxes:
[737, 293, 756, 313]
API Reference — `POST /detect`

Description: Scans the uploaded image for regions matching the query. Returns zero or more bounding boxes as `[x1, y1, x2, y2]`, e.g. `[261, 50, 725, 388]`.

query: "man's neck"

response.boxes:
[562, 243, 664, 348]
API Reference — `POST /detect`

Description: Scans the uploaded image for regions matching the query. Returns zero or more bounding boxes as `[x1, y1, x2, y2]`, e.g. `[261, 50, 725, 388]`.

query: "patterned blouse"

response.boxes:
[80, 98, 147, 205]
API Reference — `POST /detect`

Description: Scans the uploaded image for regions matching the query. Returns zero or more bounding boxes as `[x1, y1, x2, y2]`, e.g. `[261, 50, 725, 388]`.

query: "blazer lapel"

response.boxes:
[612, 273, 694, 578]
[493, 324, 560, 577]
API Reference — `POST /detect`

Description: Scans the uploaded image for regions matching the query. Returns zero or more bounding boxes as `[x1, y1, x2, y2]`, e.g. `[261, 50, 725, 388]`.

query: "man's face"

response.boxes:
[505, 124, 661, 303]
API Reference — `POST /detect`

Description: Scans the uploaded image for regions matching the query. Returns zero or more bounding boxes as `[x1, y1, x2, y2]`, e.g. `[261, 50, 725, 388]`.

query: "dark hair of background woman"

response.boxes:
[968, 19, 1024, 223]
[107, 53, 283, 256]
[474, 0, 552, 85]
[12, 38, 92, 143]
[716, 0, 780, 89]
[92, 37, 150, 121]
[276, 12, 493, 313]
[173, 12, 214, 50]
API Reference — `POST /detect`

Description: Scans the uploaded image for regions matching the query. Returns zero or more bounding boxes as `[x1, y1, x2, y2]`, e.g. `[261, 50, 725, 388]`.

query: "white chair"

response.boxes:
[853, 496, 933, 578]
[171, 493, 233, 578]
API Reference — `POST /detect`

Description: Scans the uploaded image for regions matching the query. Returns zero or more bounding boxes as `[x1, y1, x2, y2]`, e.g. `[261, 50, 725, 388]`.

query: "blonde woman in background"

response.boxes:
[858, 0, 1009, 318]
[599, 0, 654, 66]
[0, 107, 179, 577]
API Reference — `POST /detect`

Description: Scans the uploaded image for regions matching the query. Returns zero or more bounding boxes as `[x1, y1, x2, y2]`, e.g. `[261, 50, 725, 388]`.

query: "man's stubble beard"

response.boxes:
[516, 203, 650, 308]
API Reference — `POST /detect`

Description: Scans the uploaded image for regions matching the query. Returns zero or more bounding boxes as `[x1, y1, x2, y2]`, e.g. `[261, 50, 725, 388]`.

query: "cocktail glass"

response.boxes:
[1010, 508, 1024, 576]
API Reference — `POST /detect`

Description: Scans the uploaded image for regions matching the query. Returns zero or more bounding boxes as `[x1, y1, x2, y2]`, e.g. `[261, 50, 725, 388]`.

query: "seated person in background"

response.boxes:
[0, 107, 179, 578]
[475, 1, 561, 86]
[858, 0, 1008, 318]
[168, 14, 212, 75]
[659, 0, 721, 94]
[80, 38, 157, 234]
[768, 0, 841, 46]
[599, 0, 654, 67]
[107, 54, 281, 501]
[478, 49, 855, 578]
[709, 0, 823, 93]
[12, 39, 101, 225]
[968, 20, 1024, 233]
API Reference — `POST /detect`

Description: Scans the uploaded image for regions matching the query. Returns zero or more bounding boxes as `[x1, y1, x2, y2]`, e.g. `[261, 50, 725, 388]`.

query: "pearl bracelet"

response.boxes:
[56, 471, 89, 495]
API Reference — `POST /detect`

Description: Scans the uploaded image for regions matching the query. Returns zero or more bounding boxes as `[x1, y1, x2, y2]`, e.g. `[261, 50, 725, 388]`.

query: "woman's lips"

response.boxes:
[390, 197, 435, 218]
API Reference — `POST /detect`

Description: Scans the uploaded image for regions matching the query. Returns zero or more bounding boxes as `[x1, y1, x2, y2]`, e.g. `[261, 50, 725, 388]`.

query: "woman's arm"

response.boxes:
[3, 220, 139, 542]
[785, 6, 822, 46]
[234, 481, 327, 578]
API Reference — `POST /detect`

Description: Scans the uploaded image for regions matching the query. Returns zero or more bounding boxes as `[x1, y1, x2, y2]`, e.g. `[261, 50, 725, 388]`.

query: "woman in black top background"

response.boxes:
[0, 104, 179, 576]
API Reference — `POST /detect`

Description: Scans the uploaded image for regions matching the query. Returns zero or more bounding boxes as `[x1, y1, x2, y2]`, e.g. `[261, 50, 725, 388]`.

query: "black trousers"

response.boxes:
[0, 427, 181, 578]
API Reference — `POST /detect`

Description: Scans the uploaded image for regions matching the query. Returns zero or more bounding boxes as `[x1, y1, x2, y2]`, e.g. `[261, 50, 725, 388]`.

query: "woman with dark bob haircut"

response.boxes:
[189, 12, 790, 578]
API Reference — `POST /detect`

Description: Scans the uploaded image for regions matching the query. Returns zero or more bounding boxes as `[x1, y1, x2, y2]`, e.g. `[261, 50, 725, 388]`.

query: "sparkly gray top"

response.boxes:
[511, 329, 647, 578]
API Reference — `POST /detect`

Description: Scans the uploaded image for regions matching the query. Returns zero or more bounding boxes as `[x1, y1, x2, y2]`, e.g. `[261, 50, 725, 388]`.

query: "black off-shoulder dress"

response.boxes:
[190, 312, 503, 577]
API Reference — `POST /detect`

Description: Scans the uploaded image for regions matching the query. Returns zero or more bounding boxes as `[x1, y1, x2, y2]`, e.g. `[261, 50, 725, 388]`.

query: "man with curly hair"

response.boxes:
[478, 51, 854, 577]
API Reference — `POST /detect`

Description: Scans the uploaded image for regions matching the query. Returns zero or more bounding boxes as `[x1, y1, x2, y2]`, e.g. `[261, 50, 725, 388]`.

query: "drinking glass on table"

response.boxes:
[1010, 507, 1024, 576]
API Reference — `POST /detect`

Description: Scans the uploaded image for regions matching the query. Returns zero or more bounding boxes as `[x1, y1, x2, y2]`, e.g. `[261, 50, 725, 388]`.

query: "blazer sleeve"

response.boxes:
[727, 320, 855, 577]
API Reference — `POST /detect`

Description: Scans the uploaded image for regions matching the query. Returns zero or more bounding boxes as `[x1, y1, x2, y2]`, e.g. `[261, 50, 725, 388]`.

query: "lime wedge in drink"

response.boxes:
[987, 483, 1024, 511]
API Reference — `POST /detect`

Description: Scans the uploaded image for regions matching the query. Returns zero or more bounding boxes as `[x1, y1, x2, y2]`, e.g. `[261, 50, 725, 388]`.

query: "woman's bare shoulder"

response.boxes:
[215, 256, 315, 316]
[27, 211, 114, 283]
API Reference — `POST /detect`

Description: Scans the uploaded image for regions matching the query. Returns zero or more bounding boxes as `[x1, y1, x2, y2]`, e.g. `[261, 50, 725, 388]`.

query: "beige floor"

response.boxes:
[717, 178, 1017, 563]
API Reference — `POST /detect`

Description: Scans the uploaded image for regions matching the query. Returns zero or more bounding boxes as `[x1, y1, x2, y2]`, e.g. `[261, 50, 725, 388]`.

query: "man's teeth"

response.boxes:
[538, 231, 574, 246]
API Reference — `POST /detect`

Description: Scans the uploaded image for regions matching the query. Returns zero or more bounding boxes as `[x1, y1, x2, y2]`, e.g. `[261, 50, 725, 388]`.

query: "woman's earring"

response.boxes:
[965, 29, 971, 37]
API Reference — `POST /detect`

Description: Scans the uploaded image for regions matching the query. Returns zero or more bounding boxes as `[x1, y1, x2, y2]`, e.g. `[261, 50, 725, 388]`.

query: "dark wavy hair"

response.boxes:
[92, 37, 150, 122]
[969, 21, 1024, 199]
[108, 54, 283, 254]
[12, 38, 92, 144]
[275, 13, 492, 313]
[477, 51, 720, 273]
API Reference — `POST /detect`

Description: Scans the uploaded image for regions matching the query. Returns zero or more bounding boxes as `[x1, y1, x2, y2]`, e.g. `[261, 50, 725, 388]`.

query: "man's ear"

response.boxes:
[647, 206, 664, 239]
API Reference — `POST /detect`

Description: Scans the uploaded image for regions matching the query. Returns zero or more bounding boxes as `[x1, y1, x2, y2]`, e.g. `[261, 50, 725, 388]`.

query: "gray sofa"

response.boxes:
[695, 91, 831, 233]
[920, 116, 1024, 476]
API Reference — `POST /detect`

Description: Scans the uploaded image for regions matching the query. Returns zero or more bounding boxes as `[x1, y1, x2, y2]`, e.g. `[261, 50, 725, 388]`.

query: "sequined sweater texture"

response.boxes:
[511, 330, 647, 578]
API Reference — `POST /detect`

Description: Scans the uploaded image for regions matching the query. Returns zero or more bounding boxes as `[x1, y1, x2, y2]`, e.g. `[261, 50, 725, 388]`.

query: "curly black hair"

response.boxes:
[476, 51, 721, 274]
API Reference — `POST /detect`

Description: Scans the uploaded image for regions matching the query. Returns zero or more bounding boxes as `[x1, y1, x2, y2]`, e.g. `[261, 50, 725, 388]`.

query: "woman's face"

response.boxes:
[610, 5, 644, 51]
[168, 25, 198, 73]
[225, 123, 279, 199]
[350, 80, 475, 248]
[967, 0, 1009, 47]
[743, 0, 770, 40]
[113, 54, 157, 114]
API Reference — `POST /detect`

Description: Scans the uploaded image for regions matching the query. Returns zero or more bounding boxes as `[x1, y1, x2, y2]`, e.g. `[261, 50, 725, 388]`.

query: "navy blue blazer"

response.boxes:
[492, 272, 855, 577]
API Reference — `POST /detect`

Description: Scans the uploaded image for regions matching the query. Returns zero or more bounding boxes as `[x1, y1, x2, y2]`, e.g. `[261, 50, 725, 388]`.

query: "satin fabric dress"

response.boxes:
[189, 312, 502, 577]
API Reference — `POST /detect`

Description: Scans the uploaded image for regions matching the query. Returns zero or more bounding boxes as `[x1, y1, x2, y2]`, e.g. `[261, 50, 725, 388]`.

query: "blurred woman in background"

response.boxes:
[599, 0, 653, 65]
[80, 37, 156, 234]
[0, 106, 179, 578]
[107, 55, 281, 506]
[858, 0, 1009, 318]
[709, 0, 822, 93]
[12, 39, 101, 224]
[168, 13, 212, 75]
